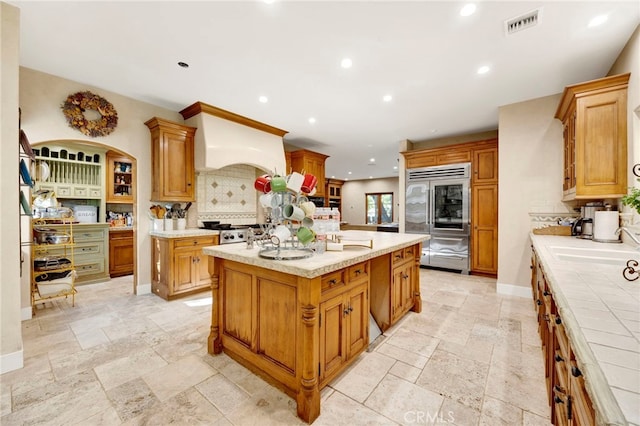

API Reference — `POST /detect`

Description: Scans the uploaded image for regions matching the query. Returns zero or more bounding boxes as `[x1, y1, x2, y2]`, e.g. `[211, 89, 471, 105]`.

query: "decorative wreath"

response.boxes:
[61, 91, 118, 137]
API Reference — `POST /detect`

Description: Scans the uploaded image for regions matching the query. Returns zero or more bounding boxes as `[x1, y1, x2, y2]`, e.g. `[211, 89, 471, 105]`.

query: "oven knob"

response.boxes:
[228, 234, 235, 240]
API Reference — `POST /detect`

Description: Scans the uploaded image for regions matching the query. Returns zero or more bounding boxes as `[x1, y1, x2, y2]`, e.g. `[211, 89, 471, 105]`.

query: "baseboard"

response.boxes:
[21, 306, 32, 321]
[496, 281, 531, 299]
[0, 348, 24, 374]
[137, 283, 151, 295]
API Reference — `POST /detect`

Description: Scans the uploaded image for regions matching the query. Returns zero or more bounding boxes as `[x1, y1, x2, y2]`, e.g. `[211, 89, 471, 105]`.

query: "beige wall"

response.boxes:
[609, 24, 640, 228]
[341, 177, 400, 225]
[1, 2, 24, 373]
[497, 94, 567, 295]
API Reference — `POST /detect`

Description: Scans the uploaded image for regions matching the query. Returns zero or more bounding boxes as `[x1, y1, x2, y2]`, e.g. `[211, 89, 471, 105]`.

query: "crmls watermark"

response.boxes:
[403, 410, 455, 424]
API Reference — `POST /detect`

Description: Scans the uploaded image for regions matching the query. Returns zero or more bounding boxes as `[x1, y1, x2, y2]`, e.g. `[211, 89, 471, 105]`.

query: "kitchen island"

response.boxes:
[202, 231, 429, 423]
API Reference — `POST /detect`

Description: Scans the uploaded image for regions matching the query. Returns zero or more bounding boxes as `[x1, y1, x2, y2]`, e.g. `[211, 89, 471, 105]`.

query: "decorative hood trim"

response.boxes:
[179, 101, 288, 173]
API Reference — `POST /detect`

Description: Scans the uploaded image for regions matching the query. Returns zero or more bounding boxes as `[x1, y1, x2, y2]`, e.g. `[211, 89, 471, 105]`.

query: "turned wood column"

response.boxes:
[208, 256, 222, 354]
[296, 277, 321, 423]
[411, 242, 423, 314]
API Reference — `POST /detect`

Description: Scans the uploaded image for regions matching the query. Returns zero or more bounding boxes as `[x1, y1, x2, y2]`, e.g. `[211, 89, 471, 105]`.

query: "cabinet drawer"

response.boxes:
[391, 249, 405, 265]
[173, 237, 216, 248]
[74, 229, 107, 242]
[89, 187, 102, 198]
[347, 261, 369, 282]
[57, 186, 72, 197]
[403, 245, 417, 259]
[75, 259, 106, 276]
[321, 270, 346, 293]
[74, 242, 104, 257]
[73, 187, 88, 197]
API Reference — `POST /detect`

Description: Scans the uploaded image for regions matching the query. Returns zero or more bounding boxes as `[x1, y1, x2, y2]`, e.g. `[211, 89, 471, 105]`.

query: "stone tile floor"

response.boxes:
[1, 269, 551, 425]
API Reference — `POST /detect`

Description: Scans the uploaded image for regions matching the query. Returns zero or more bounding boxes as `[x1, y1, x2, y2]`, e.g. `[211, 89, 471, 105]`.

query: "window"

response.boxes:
[366, 192, 394, 224]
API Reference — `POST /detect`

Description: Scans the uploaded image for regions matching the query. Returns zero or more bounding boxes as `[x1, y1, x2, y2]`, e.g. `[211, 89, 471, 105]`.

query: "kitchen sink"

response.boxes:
[549, 245, 639, 266]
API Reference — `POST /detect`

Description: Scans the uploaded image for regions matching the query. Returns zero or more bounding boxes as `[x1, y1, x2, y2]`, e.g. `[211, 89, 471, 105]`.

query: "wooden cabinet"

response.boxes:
[319, 281, 368, 384]
[289, 149, 329, 197]
[106, 151, 134, 203]
[531, 247, 596, 425]
[555, 73, 629, 201]
[370, 244, 422, 331]
[403, 139, 498, 276]
[145, 117, 196, 202]
[109, 229, 133, 277]
[471, 184, 498, 274]
[325, 178, 344, 210]
[151, 235, 218, 300]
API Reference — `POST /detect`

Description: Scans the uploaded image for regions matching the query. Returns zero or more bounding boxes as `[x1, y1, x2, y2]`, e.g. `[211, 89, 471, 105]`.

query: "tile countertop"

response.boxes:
[150, 228, 220, 238]
[202, 230, 430, 279]
[530, 234, 640, 426]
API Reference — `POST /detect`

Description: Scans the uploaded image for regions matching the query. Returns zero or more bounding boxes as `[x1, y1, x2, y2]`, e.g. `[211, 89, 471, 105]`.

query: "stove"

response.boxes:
[218, 225, 264, 245]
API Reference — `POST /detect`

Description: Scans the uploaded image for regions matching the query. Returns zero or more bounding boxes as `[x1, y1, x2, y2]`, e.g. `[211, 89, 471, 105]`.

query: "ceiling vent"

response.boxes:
[505, 8, 541, 35]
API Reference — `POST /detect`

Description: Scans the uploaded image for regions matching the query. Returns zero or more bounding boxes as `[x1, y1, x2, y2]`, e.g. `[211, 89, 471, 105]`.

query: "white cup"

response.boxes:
[302, 216, 314, 228]
[164, 217, 174, 231]
[300, 201, 316, 217]
[283, 204, 305, 221]
[270, 225, 291, 245]
[152, 218, 164, 232]
[260, 193, 274, 208]
[176, 218, 187, 230]
[286, 172, 305, 193]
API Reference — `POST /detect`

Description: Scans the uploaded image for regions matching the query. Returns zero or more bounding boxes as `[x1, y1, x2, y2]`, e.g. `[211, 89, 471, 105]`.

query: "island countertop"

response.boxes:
[202, 230, 430, 279]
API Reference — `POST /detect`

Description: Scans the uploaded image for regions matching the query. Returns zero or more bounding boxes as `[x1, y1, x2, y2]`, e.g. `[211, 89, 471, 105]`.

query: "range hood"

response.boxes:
[180, 102, 287, 174]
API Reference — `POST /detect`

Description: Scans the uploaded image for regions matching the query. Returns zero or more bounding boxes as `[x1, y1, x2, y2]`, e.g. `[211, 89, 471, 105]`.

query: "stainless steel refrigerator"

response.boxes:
[405, 163, 470, 274]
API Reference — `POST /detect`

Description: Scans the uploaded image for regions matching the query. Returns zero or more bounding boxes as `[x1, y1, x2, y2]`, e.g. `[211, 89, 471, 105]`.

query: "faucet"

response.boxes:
[615, 227, 640, 246]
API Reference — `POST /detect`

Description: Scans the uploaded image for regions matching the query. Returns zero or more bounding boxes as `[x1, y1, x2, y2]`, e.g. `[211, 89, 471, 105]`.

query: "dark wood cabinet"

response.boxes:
[109, 229, 133, 277]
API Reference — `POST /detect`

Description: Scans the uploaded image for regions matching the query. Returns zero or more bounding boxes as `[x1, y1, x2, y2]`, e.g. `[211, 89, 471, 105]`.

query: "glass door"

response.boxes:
[430, 179, 468, 234]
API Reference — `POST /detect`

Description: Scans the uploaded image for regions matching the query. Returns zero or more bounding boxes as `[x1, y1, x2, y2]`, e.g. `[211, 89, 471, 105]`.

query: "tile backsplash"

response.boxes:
[193, 165, 260, 226]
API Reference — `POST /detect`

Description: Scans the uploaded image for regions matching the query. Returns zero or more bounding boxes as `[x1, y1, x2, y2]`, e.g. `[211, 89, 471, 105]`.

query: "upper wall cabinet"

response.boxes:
[145, 117, 197, 202]
[106, 151, 134, 203]
[288, 149, 329, 197]
[555, 73, 629, 201]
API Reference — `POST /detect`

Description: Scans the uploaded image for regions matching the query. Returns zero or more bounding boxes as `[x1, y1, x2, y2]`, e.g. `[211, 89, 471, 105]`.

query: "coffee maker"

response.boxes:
[571, 203, 604, 239]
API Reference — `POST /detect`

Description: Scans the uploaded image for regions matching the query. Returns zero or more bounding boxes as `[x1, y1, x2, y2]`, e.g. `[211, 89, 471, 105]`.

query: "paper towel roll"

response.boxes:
[593, 211, 620, 242]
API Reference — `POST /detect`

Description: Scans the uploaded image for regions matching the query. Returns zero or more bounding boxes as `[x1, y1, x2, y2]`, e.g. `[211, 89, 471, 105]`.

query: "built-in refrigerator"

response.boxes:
[405, 163, 470, 274]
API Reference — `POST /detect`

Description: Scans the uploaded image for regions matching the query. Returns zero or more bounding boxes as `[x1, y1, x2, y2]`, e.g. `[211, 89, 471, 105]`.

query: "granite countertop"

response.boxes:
[530, 234, 640, 425]
[203, 230, 430, 279]
[109, 226, 133, 232]
[150, 228, 220, 238]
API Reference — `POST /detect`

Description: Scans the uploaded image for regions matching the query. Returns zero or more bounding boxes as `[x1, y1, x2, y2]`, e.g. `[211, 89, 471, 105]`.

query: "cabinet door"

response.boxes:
[471, 184, 498, 274]
[575, 89, 627, 198]
[173, 247, 197, 293]
[391, 262, 413, 323]
[109, 232, 133, 277]
[472, 146, 498, 185]
[161, 129, 195, 200]
[194, 247, 213, 288]
[346, 282, 368, 357]
[319, 293, 347, 381]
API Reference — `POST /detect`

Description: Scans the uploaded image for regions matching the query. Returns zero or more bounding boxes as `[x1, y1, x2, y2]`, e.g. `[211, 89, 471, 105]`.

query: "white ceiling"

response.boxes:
[9, 1, 640, 180]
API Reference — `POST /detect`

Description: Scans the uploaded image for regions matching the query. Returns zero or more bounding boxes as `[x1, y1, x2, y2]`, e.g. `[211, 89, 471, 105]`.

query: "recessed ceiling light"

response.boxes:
[430, 129, 438, 134]
[263, 0, 275, 4]
[308, 117, 316, 124]
[258, 96, 268, 103]
[341, 58, 353, 69]
[345, 178, 349, 181]
[393, 166, 398, 170]
[331, 175, 335, 179]
[383, 95, 392, 102]
[369, 176, 373, 179]
[177, 61, 189, 68]
[348, 171, 352, 175]
[460, 3, 476, 17]
[588, 14, 608, 28]
[369, 158, 375, 163]
[477, 65, 490, 75]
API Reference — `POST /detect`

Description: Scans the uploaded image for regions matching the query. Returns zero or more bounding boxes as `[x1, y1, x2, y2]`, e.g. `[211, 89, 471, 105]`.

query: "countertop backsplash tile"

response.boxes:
[193, 165, 260, 227]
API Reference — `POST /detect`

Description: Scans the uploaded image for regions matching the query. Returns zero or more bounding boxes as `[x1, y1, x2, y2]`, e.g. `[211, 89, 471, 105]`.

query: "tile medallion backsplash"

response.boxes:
[195, 165, 259, 225]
